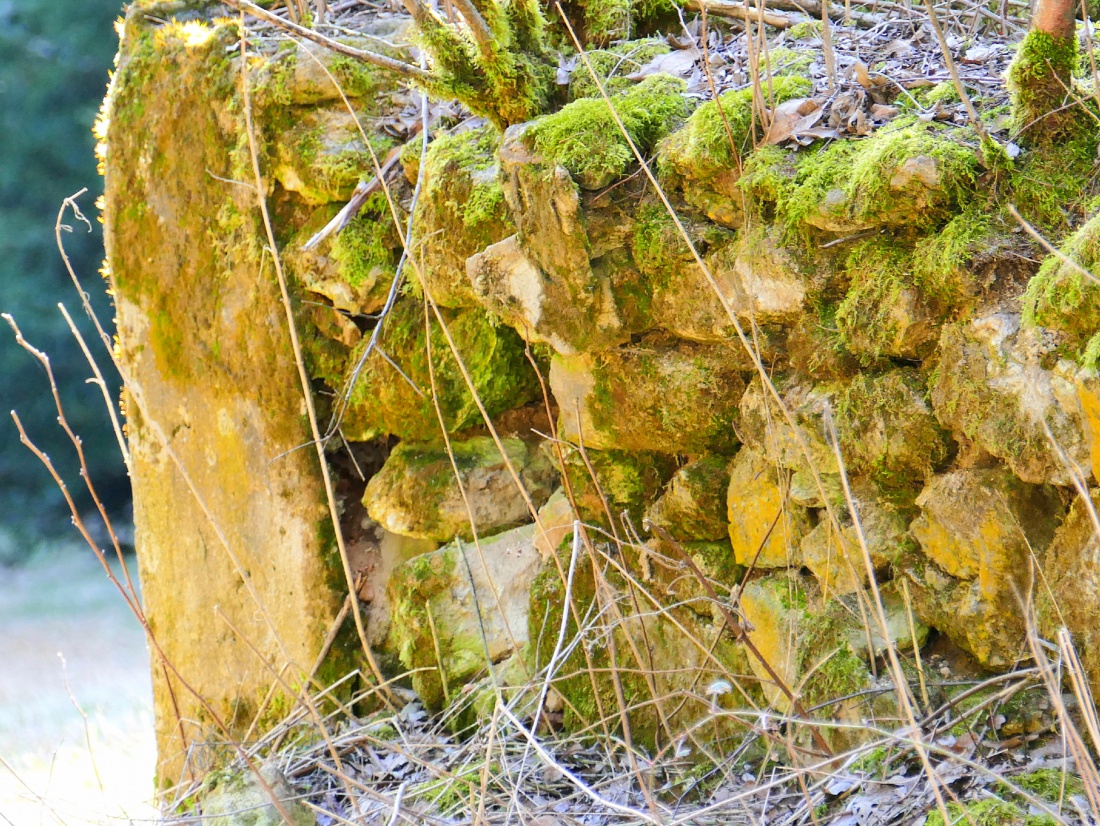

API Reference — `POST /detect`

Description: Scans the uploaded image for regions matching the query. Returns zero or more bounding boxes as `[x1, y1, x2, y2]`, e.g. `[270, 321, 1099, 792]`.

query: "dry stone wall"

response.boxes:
[103, 0, 1100, 777]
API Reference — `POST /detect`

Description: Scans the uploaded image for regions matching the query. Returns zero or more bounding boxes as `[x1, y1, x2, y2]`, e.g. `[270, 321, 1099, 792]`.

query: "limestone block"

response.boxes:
[1037, 490, 1100, 700]
[363, 437, 557, 542]
[906, 467, 1066, 667]
[201, 765, 313, 826]
[550, 336, 746, 454]
[740, 573, 925, 737]
[932, 314, 1090, 485]
[801, 480, 909, 595]
[646, 454, 733, 542]
[102, 7, 361, 782]
[411, 126, 513, 308]
[738, 376, 839, 475]
[727, 449, 812, 568]
[387, 525, 541, 710]
[534, 488, 577, 558]
[340, 298, 540, 442]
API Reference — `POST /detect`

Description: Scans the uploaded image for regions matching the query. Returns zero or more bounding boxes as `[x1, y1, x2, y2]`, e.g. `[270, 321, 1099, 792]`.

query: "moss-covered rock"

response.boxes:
[779, 119, 979, 235]
[200, 764, 313, 826]
[738, 375, 840, 475]
[739, 572, 923, 748]
[272, 105, 394, 205]
[550, 335, 747, 453]
[411, 126, 514, 307]
[550, 442, 677, 526]
[836, 369, 951, 490]
[659, 76, 811, 228]
[645, 454, 733, 542]
[567, 38, 670, 98]
[364, 437, 557, 542]
[906, 467, 1066, 668]
[932, 314, 1088, 486]
[387, 524, 541, 711]
[340, 298, 540, 442]
[1023, 211, 1100, 350]
[727, 448, 812, 568]
[801, 479, 912, 595]
[529, 73, 690, 190]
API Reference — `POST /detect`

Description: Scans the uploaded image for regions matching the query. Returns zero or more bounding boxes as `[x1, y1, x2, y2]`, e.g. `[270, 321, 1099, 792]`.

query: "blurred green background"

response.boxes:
[1, 0, 130, 558]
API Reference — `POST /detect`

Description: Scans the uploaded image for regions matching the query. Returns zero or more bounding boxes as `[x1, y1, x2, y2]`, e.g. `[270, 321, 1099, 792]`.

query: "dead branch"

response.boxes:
[685, 0, 792, 28]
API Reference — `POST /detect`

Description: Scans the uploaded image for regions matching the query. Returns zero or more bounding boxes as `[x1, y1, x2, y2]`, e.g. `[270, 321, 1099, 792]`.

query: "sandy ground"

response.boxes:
[0, 547, 158, 826]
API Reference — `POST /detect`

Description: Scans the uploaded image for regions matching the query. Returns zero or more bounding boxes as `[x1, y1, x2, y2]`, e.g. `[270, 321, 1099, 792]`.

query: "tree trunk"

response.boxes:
[1008, 0, 1080, 143]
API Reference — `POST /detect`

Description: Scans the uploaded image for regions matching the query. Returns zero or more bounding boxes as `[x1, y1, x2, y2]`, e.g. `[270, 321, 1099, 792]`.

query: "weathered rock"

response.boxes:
[646, 454, 733, 542]
[364, 437, 557, 542]
[201, 765, 313, 826]
[659, 78, 811, 228]
[551, 335, 747, 454]
[475, 123, 626, 354]
[739, 370, 950, 490]
[468, 234, 621, 355]
[551, 442, 678, 525]
[533, 488, 577, 558]
[801, 480, 911, 595]
[906, 467, 1066, 667]
[931, 314, 1089, 486]
[1037, 490, 1100, 699]
[102, 9, 360, 782]
[727, 448, 813, 568]
[272, 105, 384, 205]
[738, 376, 839, 475]
[1023, 210, 1100, 350]
[739, 572, 924, 742]
[341, 298, 540, 442]
[284, 201, 400, 318]
[723, 229, 808, 324]
[411, 126, 513, 307]
[387, 524, 542, 711]
[835, 369, 951, 489]
[1073, 369, 1100, 481]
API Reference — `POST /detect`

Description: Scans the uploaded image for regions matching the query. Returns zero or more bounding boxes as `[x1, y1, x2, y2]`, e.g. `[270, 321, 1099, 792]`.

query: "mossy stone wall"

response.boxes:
[104, 1, 1100, 773]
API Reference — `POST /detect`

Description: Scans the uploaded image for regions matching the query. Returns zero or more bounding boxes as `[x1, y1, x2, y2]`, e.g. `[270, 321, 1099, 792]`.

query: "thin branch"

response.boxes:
[1008, 204, 1100, 287]
[220, 0, 432, 80]
[450, 0, 496, 57]
[686, 0, 791, 27]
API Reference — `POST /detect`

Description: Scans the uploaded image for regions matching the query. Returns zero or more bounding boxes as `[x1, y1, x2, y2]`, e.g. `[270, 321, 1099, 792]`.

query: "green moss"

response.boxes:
[661, 75, 811, 178]
[629, 200, 733, 284]
[330, 191, 399, 289]
[1023, 210, 1100, 347]
[340, 299, 541, 442]
[764, 46, 814, 77]
[1007, 132, 1099, 234]
[925, 798, 1057, 826]
[835, 369, 950, 490]
[911, 208, 990, 301]
[531, 73, 691, 189]
[785, 20, 822, 39]
[1008, 29, 1081, 144]
[739, 144, 798, 215]
[925, 80, 961, 105]
[834, 237, 916, 362]
[580, 0, 631, 45]
[569, 39, 670, 99]
[780, 119, 979, 237]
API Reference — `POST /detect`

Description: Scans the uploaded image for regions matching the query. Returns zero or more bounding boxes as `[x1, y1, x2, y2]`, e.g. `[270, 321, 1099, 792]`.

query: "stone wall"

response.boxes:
[102, 1, 1100, 780]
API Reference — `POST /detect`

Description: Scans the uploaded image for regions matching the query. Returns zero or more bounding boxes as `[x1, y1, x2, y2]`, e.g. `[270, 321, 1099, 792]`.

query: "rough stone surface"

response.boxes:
[726, 449, 812, 568]
[202, 765, 313, 826]
[551, 336, 747, 454]
[646, 454, 733, 542]
[1037, 490, 1100, 697]
[906, 467, 1066, 668]
[932, 314, 1089, 486]
[363, 437, 557, 542]
[102, 10, 353, 783]
[387, 524, 542, 711]
[801, 480, 910, 595]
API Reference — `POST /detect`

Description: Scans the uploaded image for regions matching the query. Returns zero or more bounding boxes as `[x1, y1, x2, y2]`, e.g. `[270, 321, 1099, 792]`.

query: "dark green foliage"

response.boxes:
[0, 0, 129, 548]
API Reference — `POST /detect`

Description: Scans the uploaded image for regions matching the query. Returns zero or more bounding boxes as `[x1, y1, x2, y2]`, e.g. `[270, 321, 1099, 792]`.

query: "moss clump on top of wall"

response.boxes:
[529, 73, 691, 189]
[568, 38, 670, 99]
[778, 118, 979, 236]
[339, 298, 541, 442]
